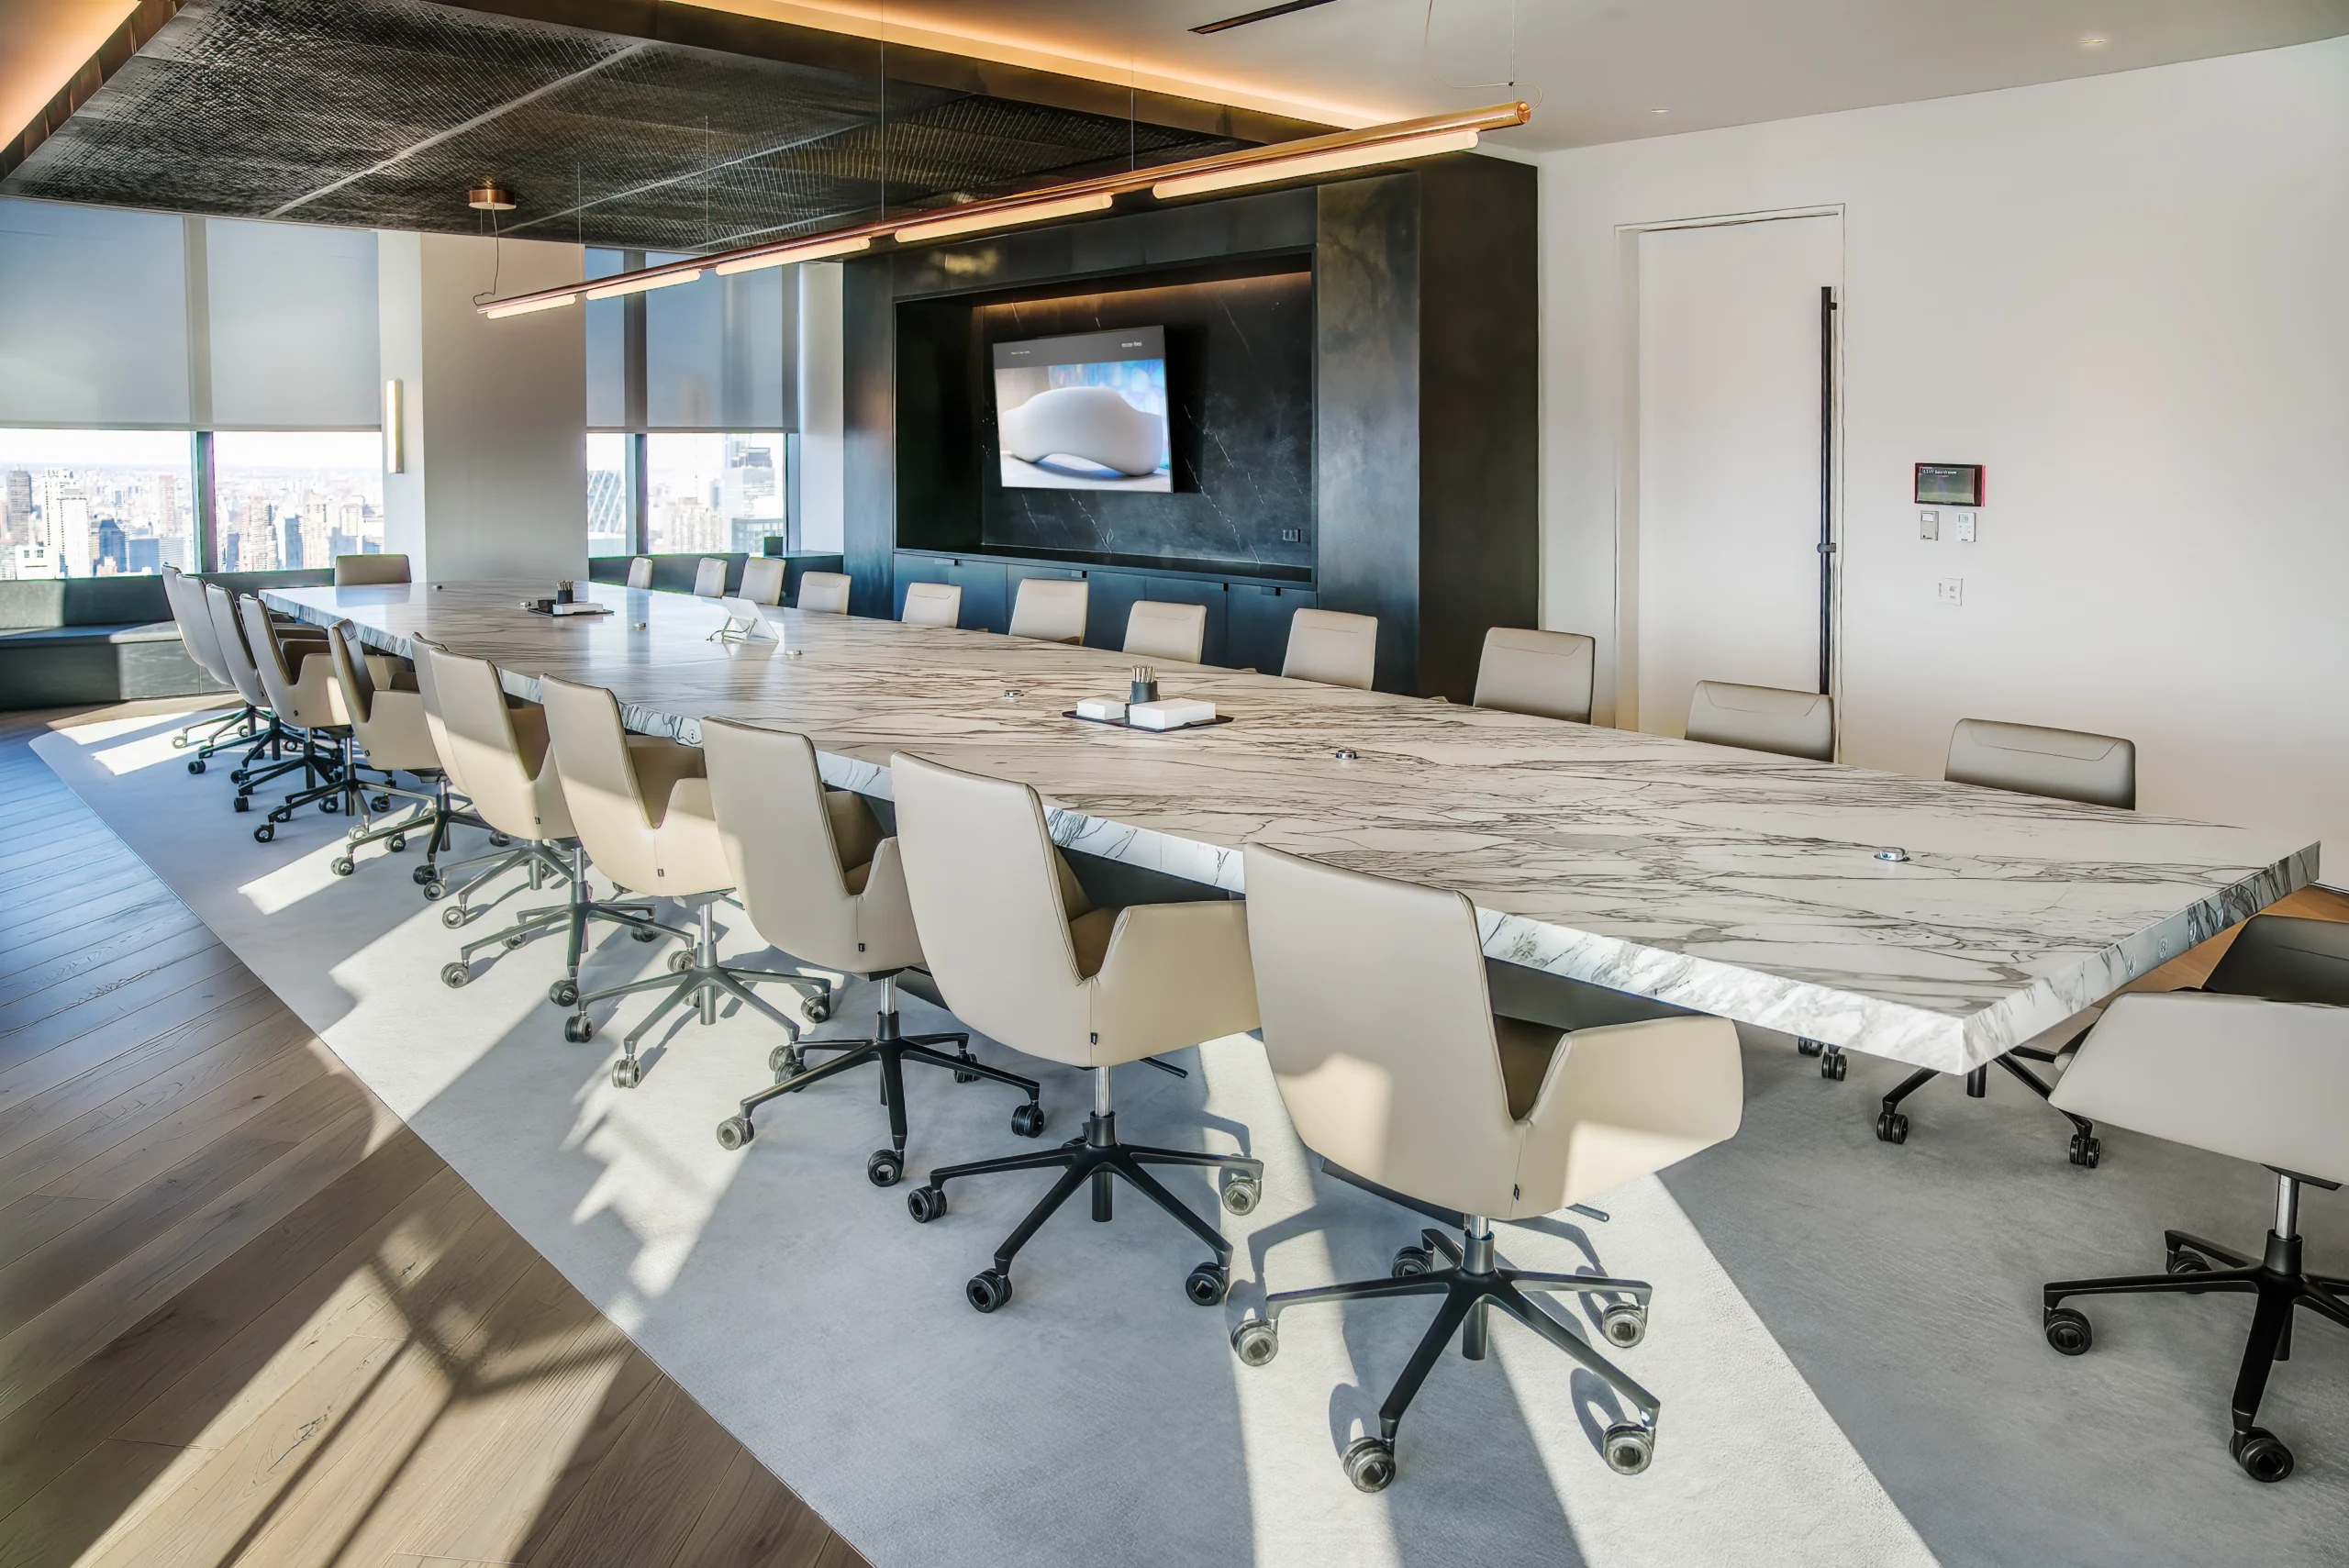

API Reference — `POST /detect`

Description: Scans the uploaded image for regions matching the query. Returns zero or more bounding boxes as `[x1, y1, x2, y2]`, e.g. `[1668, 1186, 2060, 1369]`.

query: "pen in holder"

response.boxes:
[1130, 665, 1159, 705]
[553, 580, 574, 605]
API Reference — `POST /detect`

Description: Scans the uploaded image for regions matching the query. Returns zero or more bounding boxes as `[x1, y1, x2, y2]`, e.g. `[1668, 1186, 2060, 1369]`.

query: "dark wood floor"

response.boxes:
[0, 703, 864, 1568]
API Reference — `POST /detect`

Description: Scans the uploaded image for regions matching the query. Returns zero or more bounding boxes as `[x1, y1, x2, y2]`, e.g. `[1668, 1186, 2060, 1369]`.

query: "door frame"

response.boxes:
[1609, 205, 1845, 742]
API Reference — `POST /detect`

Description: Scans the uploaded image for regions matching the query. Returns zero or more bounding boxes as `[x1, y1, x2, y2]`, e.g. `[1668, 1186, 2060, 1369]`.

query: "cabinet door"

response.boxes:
[892, 553, 950, 620]
[943, 559, 1009, 633]
[1141, 576, 1230, 666]
[1226, 584, 1316, 674]
[1084, 571, 1148, 651]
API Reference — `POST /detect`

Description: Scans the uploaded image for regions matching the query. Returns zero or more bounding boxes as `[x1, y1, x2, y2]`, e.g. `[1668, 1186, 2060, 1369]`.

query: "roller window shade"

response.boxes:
[0, 198, 190, 426]
[644, 251, 792, 431]
[205, 218, 379, 428]
[585, 247, 627, 429]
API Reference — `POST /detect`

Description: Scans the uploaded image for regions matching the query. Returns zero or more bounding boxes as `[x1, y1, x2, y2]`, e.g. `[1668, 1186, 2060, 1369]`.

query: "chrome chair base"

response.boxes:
[565, 899, 825, 1085]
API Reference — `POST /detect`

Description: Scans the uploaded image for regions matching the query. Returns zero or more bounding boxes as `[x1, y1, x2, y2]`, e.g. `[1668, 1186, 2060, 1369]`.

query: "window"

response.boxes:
[0, 428, 195, 578]
[587, 433, 629, 557]
[211, 431, 383, 573]
[645, 433, 784, 556]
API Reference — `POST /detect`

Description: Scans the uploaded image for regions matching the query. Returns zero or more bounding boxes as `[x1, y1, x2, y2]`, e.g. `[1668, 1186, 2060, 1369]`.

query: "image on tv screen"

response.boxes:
[991, 328, 1170, 493]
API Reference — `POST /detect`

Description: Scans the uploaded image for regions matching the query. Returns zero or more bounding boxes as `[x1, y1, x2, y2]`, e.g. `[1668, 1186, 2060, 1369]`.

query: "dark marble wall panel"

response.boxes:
[842, 257, 899, 619]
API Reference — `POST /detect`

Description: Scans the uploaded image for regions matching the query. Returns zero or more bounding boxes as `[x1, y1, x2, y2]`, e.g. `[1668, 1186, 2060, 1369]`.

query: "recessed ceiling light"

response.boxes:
[2079, 34, 2110, 47]
[1649, 107, 1670, 115]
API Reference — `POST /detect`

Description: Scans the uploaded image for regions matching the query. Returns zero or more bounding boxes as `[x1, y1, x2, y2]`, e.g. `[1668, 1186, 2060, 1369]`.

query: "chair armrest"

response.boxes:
[1518, 1016, 1742, 1209]
[1089, 900, 1259, 1059]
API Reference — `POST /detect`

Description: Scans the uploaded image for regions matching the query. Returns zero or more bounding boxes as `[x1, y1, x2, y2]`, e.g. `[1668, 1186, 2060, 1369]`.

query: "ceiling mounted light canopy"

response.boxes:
[466, 183, 517, 211]
[476, 101, 1528, 318]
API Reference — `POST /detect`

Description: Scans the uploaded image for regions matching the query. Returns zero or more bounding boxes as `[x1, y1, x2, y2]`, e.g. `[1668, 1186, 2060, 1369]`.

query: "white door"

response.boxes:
[1632, 214, 1841, 738]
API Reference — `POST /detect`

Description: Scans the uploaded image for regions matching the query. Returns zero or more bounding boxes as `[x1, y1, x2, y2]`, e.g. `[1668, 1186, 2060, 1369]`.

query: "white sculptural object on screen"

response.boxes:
[998, 384, 1165, 479]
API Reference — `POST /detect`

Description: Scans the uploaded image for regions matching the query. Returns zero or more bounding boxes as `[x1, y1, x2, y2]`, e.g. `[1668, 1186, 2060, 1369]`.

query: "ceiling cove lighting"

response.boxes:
[713, 234, 874, 276]
[1152, 127, 1479, 199]
[475, 102, 1528, 318]
[893, 193, 1113, 245]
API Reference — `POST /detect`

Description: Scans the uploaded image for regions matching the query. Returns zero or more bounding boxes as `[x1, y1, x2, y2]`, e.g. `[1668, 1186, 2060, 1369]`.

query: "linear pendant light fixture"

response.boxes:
[477, 101, 1528, 317]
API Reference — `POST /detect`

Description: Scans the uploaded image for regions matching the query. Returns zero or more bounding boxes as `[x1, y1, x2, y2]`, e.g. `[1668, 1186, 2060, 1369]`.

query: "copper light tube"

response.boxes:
[475, 100, 1529, 317]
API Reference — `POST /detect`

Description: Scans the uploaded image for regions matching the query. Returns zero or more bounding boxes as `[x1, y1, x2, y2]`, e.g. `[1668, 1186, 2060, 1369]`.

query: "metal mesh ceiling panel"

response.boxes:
[1, 0, 1246, 252]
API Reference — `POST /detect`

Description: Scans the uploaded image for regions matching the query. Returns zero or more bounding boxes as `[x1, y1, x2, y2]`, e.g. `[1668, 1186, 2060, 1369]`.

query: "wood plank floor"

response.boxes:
[0, 703, 866, 1568]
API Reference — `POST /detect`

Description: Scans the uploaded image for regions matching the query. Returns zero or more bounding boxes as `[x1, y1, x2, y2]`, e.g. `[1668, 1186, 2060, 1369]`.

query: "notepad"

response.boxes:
[1075, 697, 1128, 722]
[1128, 698, 1217, 731]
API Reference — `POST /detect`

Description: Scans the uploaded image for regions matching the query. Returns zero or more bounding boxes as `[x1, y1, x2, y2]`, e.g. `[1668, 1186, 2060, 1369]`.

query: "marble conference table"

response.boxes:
[269, 581, 2315, 1077]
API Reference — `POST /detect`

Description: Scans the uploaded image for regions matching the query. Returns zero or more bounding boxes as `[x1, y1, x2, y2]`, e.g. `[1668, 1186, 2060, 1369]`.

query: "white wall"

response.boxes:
[796, 261, 846, 553]
[1538, 36, 2349, 871]
[379, 232, 586, 584]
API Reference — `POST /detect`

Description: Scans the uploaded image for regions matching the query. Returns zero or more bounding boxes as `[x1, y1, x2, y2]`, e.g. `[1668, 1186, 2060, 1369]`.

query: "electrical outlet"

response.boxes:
[1937, 577, 1964, 606]
[1919, 509, 1940, 540]
[1953, 510, 1976, 542]
[1279, 528, 1303, 543]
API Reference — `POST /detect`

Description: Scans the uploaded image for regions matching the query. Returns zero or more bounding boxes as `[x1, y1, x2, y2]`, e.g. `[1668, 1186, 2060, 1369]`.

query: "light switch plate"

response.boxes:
[1937, 578, 1964, 606]
[1919, 509, 1940, 540]
[1953, 510, 1976, 542]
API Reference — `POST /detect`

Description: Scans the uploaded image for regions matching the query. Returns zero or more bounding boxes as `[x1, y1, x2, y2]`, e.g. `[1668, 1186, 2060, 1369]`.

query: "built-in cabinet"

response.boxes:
[892, 550, 1314, 672]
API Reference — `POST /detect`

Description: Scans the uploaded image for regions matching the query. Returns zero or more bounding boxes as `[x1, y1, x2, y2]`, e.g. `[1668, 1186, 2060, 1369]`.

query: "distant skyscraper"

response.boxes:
[4, 469, 30, 545]
[96, 518, 127, 573]
[38, 472, 93, 577]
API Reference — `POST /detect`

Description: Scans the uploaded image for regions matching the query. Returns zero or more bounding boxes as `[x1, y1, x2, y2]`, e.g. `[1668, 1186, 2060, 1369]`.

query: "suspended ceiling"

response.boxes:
[0, 0, 1319, 251]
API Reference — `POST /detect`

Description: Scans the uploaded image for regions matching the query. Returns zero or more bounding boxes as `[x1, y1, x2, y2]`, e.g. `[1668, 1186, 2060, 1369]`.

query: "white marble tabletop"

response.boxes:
[268, 581, 2315, 1073]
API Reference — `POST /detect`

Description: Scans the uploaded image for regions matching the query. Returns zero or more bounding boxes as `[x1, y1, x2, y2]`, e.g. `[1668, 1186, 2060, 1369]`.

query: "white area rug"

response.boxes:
[36, 714, 1934, 1567]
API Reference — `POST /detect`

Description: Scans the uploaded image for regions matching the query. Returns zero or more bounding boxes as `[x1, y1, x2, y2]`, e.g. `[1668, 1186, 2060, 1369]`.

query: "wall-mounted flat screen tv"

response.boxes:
[991, 328, 1170, 492]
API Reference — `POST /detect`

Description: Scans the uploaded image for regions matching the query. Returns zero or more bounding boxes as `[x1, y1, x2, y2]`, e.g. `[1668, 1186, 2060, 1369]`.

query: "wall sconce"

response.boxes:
[384, 379, 404, 473]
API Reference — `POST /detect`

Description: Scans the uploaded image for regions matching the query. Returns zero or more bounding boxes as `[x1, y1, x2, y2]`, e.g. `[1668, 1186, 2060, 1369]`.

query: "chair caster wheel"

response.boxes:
[1796, 1038, 1823, 1056]
[668, 950, 693, 973]
[866, 1150, 903, 1187]
[489, 832, 511, 847]
[2067, 1132, 2100, 1168]
[1220, 1174, 1261, 1216]
[2043, 1306, 2092, 1355]
[1601, 1302, 1648, 1348]
[230, 770, 249, 784]
[2232, 1427, 2293, 1483]
[951, 1050, 981, 1084]
[412, 864, 435, 884]
[188, 759, 206, 774]
[421, 880, 447, 901]
[966, 1268, 1012, 1313]
[1820, 1051, 1846, 1081]
[907, 1185, 947, 1223]
[502, 932, 529, 951]
[716, 1116, 754, 1151]
[252, 824, 274, 843]
[441, 962, 471, 989]
[768, 1043, 802, 1076]
[1186, 1262, 1230, 1307]
[1391, 1246, 1433, 1278]
[2166, 1249, 2211, 1292]
[563, 1014, 595, 1044]
[630, 927, 660, 942]
[1876, 1110, 1909, 1145]
[330, 857, 355, 876]
[799, 995, 829, 1024]
[549, 979, 578, 1007]
[610, 1057, 640, 1089]
[387, 834, 406, 852]
[440, 906, 469, 929]
[1231, 1318, 1279, 1366]
[234, 795, 250, 812]
[1010, 1102, 1047, 1139]
[320, 797, 339, 815]
[1602, 1423, 1655, 1475]
[1342, 1437, 1396, 1493]
[372, 796, 391, 813]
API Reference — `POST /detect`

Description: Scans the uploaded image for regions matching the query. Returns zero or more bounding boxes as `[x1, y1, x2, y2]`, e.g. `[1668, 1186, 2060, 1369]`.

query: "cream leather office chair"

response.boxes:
[1008, 577, 1087, 643]
[700, 720, 1043, 1177]
[540, 674, 823, 1084]
[205, 583, 324, 807]
[1230, 842, 1742, 1488]
[796, 571, 851, 614]
[1684, 680, 1834, 761]
[334, 552, 411, 586]
[902, 581, 961, 628]
[692, 558, 728, 597]
[414, 642, 668, 995]
[236, 595, 351, 842]
[740, 557, 787, 606]
[1473, 628, 1595, 723]
[1870, 717, 2140, 1159]
[1123, 600, 1207, 664]
[2041, 992, 2349, 1484]
[893, 752, 1265, 1313]
[161, 567, 249, 762]
[626, 556, 653, 590]
[1284, 607, 1376, 690]
[323, 621, 444, 876]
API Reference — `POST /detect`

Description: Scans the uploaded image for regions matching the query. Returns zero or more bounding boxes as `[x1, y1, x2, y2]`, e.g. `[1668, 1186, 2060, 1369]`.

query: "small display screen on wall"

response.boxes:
[992, 328, 1171, 493]
[1915, 463, 1984, 507]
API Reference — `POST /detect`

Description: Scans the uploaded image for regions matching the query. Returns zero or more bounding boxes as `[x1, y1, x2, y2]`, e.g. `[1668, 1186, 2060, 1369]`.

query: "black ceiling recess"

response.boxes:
[0, 0, 1323, 252]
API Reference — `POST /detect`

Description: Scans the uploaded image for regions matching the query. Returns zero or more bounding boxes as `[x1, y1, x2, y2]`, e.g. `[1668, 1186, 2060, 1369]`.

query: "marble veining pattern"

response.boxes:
[270, 583, 2317, 1073]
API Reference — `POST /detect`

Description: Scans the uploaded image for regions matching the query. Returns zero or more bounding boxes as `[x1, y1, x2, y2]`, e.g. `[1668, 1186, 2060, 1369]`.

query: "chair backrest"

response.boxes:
[1473, 628, 1595, 723]
[334, 553, 411, 587]
[326, 620, 378, 728]
[2202, 915, 2349, 1006]
[891, 752, 1094, 1061]
[739, 557, 787, 606]
[796, 571, 852, 614]
[901, 581, 962, 628]
[417, 643, 572, 838]
[1123, 600, 1207, 664]
[237, 595, 339, 728]
[692, 558, 728, 597]
[161, 567, 232, 686]
[1945, 718, 2134, 809]
[1684, 681, 1833, 762]
[1008, 577, 1088, 643]
[1283, 607, 1376, 690]
[626, 556, 653, 590]
[539, 673, 663, 886]
[204, 584, 272, 708]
